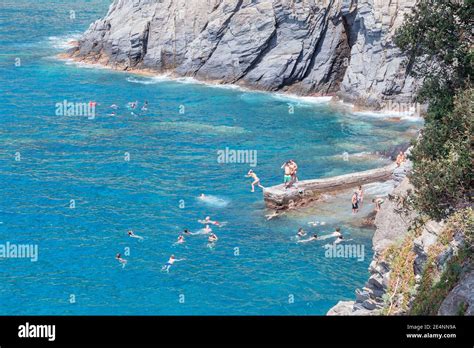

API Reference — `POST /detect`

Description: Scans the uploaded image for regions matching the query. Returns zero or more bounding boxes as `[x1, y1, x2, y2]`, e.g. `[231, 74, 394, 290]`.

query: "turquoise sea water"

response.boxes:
[0, 0, 422, 315]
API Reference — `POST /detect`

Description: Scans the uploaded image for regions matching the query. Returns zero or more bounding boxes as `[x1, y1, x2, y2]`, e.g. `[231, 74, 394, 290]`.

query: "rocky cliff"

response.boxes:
[70, 0, 419, 108]
[328, 156, 473, 315]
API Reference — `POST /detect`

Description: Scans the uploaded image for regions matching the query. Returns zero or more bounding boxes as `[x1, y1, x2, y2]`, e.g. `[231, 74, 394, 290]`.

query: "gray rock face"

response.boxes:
[372, 175, 417, 254]
[72, 0, 418, 108]
[438, 270, 474, 315]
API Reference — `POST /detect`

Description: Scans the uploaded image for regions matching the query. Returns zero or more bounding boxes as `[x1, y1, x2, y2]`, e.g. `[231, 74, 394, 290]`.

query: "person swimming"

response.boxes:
[161, 255, 185, 273]
[246, 169, 264, 192]
[331, 227, 342, 238]
[127, 230, 144, 240]
[198, 216, 224, 227]
[141, 101, 148, 111]
[208, 233, 218, 243]
[197, 194, 229, 208]
[334, 235, 344, 244]
[297, 234, 318, 243]
[297, 228, 307, 237]
[128, 101, 138, 109]
[176, 235, 185, 244]
[115, 253, 127, 268]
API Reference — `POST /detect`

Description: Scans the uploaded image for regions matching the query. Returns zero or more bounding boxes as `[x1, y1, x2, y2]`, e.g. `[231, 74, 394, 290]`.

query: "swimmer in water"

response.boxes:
[297, 228, 307, 238]
[199, 193, 206, 200]
[297, 234, 318, 243]
[246, 169, 264, 192]
[331, 227, 342, 238]
[115, 253, 127, 268]
[127, 230, 144, 240]
[208, 233, 218, 243]
[199, 216, 221, 227]
[141, 101, 148, 111]
[334, 235, 344, 244]
[161, 255, 185, 273]
[176, 235, 185, 244]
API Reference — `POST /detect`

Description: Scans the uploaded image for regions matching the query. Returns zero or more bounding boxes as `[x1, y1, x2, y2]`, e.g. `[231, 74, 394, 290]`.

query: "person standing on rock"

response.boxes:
[281, 161, 293, 188]
[289, 160, 299, 187]
[246, 169, 264, 192]
[396, 151, 406, 167]
[357, 185, 364, 207]
[351, 191, 359, 214]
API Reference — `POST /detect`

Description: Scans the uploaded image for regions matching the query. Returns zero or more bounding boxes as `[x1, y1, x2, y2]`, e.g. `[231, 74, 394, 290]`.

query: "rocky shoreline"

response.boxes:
[327, 152, 472, 315]
[68, 0, 420, 109]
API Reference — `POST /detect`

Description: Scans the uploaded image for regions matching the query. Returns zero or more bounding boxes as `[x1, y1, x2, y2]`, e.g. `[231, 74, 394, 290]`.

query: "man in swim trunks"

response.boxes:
[281, 161, 293, 188]
[352, 192, 359, 214]
[246, 169, 264, 192]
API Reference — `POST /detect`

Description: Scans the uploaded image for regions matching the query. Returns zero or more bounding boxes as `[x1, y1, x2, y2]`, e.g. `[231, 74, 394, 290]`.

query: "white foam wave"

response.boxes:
[48, 34, 82, 50]
[197, 194, 229, 208]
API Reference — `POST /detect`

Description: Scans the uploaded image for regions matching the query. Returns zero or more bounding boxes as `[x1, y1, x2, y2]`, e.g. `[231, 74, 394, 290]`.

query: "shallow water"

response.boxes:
[0, 0, 422, 315]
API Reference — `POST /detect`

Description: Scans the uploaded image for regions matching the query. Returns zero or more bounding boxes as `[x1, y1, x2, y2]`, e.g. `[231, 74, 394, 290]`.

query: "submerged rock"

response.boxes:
[71, 0, 419, 108]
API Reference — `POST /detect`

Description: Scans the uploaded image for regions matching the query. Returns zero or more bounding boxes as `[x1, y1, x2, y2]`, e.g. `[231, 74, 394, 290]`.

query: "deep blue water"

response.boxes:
[0, 0, 421, 315]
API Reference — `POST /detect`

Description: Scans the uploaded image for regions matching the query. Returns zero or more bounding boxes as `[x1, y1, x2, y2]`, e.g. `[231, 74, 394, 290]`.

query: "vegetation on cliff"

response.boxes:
[395, 0, 473, 221]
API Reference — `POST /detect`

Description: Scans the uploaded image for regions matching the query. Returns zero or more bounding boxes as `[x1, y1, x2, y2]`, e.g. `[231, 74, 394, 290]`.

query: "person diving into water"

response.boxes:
[246, 169, 264, 192]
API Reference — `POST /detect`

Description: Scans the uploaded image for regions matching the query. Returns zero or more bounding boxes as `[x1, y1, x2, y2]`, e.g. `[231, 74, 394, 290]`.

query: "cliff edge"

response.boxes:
[70, 0, 419, 108]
